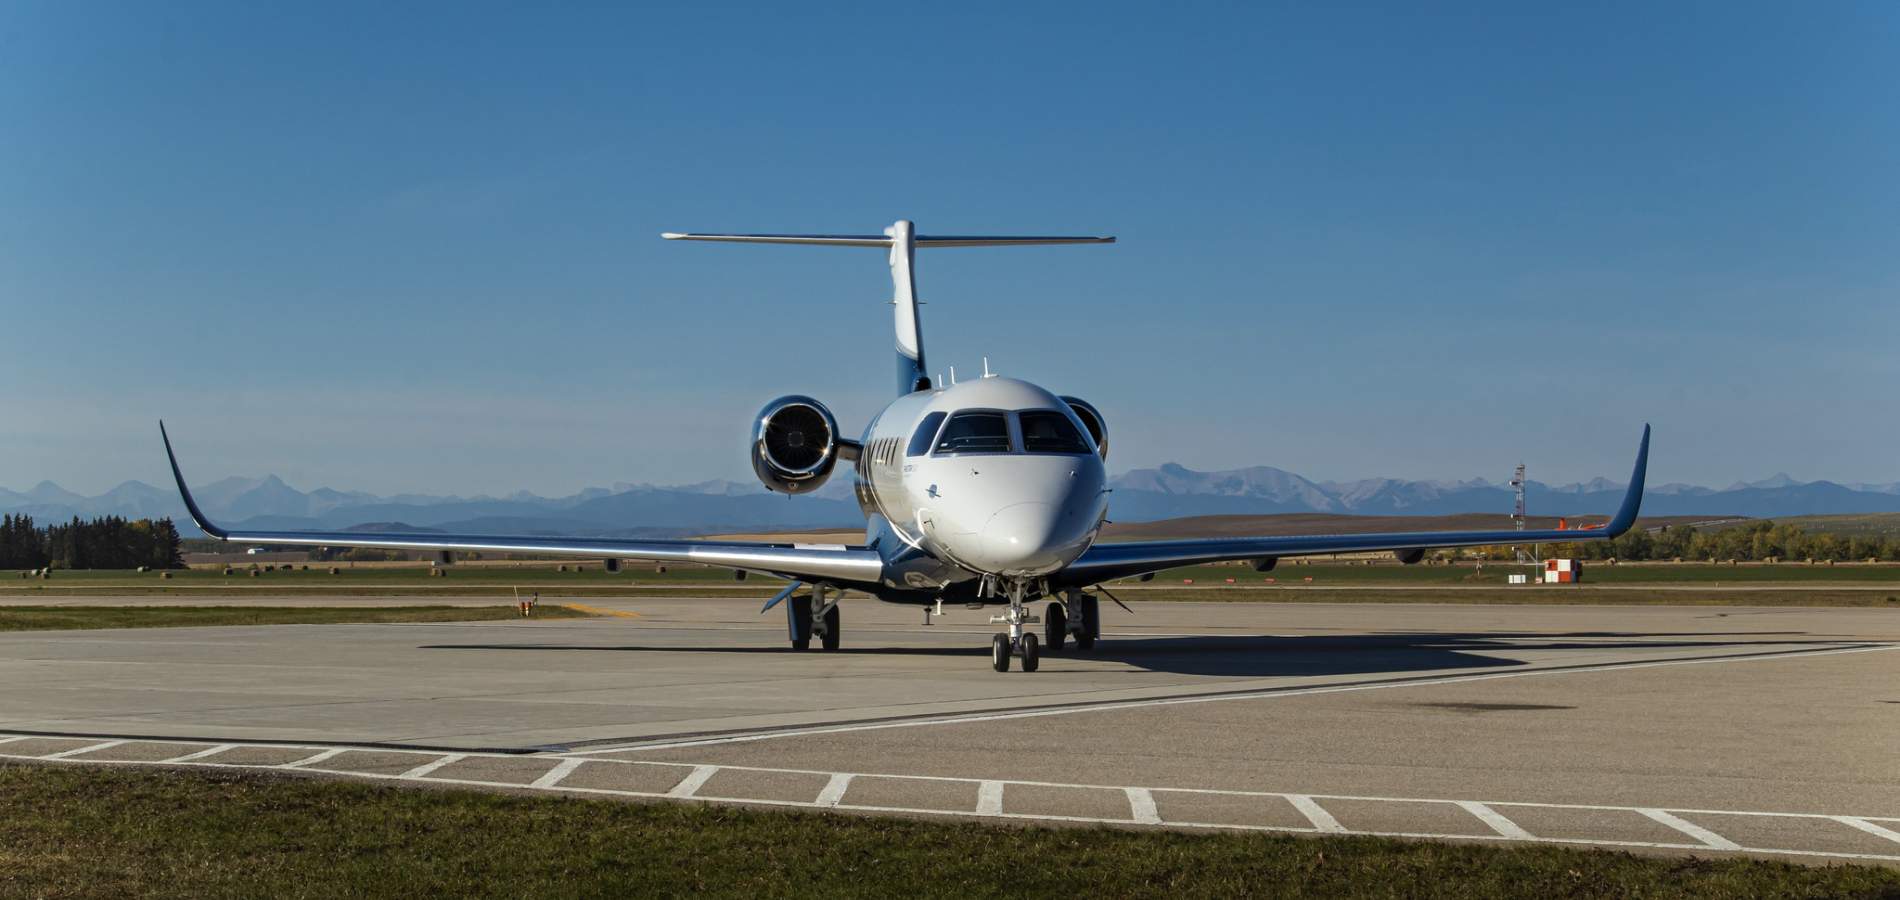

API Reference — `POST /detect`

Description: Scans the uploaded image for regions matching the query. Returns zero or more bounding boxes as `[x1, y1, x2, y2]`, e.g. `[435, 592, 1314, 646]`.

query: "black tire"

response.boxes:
[788, 594, 813, 651]
[820, 605, 841, 651]
[1044, 602, 1067, 652]
[1075, 596, 1099, 650]
[1020, 632, 1040, 672]
[991, 633, 1011, 672]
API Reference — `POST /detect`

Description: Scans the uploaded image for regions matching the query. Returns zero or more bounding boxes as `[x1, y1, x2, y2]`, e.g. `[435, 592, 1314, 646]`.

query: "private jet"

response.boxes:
[162, 220, 1649, 672]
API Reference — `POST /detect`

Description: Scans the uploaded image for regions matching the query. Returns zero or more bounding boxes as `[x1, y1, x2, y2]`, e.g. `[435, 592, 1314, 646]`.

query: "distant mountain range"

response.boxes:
[4, 467, 1898, 538]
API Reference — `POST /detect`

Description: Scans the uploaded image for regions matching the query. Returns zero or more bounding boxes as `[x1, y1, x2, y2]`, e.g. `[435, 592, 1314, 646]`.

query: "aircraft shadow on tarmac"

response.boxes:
[418, 630, 1849, 679]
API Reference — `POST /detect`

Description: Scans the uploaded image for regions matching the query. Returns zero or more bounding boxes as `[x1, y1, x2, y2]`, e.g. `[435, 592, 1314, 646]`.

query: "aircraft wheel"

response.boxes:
[1020, 632, 1040, 672]
[1044, 602, 1067, 652]
[1075, 595, 1099, 650]
[820, 605, 841, 651]
[991, 633, 1011, 672]
[789, 594, 813, 651]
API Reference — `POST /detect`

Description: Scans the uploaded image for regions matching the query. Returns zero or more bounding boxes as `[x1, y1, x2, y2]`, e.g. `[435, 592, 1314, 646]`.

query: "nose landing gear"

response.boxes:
[988, 580, 1042, 672]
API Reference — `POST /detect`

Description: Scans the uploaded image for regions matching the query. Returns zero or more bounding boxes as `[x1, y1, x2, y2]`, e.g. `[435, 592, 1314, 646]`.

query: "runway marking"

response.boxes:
[0, 736, 29, 746]
[1457, 801, 1535, 840]
[160, 744, 236, 763]
[39, 740, 125, 760]
[976, 781, 1004, 816]
[1288, 795, 1345, 833]
[1126, 788, 1161, 825]
[398, 754, 465, 779]
[1837, 817, 1900, 845]
[666, 765, 718, 799]
[282, 748, 346, 768]
[816, 773, 853, 808]
[6, 735, 1900, 865]
[565, 642, 1900, 754]
[1639, 808, 1742, 850]
[531, 758, 586, 789]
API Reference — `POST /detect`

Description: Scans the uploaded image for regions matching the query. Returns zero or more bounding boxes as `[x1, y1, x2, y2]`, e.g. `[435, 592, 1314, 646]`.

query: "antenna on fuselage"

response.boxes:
[982, 357, 993, 378]
[948, 366, 957, 385]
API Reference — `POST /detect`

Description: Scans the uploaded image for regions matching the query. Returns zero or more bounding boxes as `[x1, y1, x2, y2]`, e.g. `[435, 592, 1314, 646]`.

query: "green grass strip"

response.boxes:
[0, 765, 1893, 899]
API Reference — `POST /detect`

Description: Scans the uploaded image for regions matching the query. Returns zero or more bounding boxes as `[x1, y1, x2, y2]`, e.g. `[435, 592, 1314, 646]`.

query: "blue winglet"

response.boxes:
[1604, 424, 1651, 537]
[159, 421, 229, 541]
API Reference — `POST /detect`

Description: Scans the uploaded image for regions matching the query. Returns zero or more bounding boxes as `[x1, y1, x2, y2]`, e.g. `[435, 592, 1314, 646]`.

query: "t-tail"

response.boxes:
[662, 220, 1114, 395]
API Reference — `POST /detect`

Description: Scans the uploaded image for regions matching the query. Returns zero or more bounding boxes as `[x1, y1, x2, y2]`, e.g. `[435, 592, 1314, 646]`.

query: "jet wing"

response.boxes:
[159, 424, 884, 587]
[1059, 425, 1650, 587]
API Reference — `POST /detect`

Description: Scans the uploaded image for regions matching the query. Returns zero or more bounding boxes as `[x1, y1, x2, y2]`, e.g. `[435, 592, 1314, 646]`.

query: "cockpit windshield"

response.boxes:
[1018, 410, 1092, 454]
[934, 411, 1012, 454]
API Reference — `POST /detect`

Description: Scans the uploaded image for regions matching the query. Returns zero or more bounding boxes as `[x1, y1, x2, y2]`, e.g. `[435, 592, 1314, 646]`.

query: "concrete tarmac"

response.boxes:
[4, 597, 1898, 864]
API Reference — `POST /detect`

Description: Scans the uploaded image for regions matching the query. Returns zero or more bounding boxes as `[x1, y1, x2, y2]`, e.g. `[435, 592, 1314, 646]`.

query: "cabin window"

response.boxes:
[934, 411, 1012, 454]
[1018, 410, 1092, 454]
[906, 412, 947, 457]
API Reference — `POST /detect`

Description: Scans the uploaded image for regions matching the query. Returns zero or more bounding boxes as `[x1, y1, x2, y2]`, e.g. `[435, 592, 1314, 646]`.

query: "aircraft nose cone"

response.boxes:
[979, 502, 1062, 574]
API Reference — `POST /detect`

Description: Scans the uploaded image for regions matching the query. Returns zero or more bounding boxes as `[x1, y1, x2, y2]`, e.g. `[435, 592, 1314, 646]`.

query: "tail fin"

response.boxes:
[664, 221, 1114, 395]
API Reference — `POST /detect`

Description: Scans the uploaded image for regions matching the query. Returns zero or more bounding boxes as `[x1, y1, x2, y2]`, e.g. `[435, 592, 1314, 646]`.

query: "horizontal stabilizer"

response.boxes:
[661, 232, 1114, 247]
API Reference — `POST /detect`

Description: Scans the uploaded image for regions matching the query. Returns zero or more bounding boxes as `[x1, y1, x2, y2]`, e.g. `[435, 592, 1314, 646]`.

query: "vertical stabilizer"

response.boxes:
[887, 220, 928, 394]
[661, 221, 1113, 397]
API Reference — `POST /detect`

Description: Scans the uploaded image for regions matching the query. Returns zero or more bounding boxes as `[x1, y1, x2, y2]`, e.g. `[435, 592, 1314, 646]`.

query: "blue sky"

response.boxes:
[3, 1, 1896, 496]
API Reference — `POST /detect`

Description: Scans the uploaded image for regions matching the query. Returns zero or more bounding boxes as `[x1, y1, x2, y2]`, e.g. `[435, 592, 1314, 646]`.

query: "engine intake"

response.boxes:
[1059, 396, 1108, 461]
[752, 396, 840, 494]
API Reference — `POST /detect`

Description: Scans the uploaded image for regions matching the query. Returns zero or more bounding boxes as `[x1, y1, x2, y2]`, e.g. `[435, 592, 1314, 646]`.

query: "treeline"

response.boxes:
[1482, 520, 1900, 562]
[0, 515, 185, 570]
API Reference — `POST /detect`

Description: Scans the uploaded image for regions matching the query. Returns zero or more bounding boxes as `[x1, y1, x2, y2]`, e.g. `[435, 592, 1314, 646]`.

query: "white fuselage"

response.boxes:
[853, 377, 1108, 582]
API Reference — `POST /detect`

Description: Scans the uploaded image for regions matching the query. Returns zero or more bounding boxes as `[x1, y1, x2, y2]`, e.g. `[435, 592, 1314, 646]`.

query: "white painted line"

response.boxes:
[976, 781, 1005, 816]
[1457, 800, 1534, 840]
[575, 643, 1900, 754]
[281, 748, 346, 769]
[1836, 817, 1900, 845]
[1126, 788, 1162, 825]
[9, 745, 1900, 864]
[40, 740, 125, 760]
[1288, 795, 1345, 833]
[0, 736, 30, 746]
[398, 754, 466, 779]
[816, 773, 854, 808]
[1639, 809, 1741, 850]
[666, 765, 718, 799]
[160, 744, 236, 763]
[530, 758, 586, 790]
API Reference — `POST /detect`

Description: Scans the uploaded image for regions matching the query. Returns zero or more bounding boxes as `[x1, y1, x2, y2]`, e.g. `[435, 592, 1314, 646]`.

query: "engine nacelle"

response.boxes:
[1059, 396, 1108, 461]
[751, 396, 841, 494]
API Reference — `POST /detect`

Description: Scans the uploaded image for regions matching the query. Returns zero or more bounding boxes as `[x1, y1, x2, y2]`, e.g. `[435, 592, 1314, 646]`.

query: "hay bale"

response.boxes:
[557, 564, 568, 573]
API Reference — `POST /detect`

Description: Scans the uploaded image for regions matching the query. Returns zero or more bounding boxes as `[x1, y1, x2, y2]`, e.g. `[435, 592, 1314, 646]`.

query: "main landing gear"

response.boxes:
[1043, 590, 1099, 653]
[787, 584, 841, 651]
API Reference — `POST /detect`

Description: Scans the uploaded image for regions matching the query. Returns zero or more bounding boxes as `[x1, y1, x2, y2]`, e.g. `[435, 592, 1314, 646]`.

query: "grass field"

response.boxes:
[0, 605, 591, 632]
[1, 765, 1894, 899]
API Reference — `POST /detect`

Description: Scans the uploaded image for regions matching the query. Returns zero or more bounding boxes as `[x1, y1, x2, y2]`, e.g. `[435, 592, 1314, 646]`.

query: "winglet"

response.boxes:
[159, 421, 229, 541]
[1604, 424, 1650, 537]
